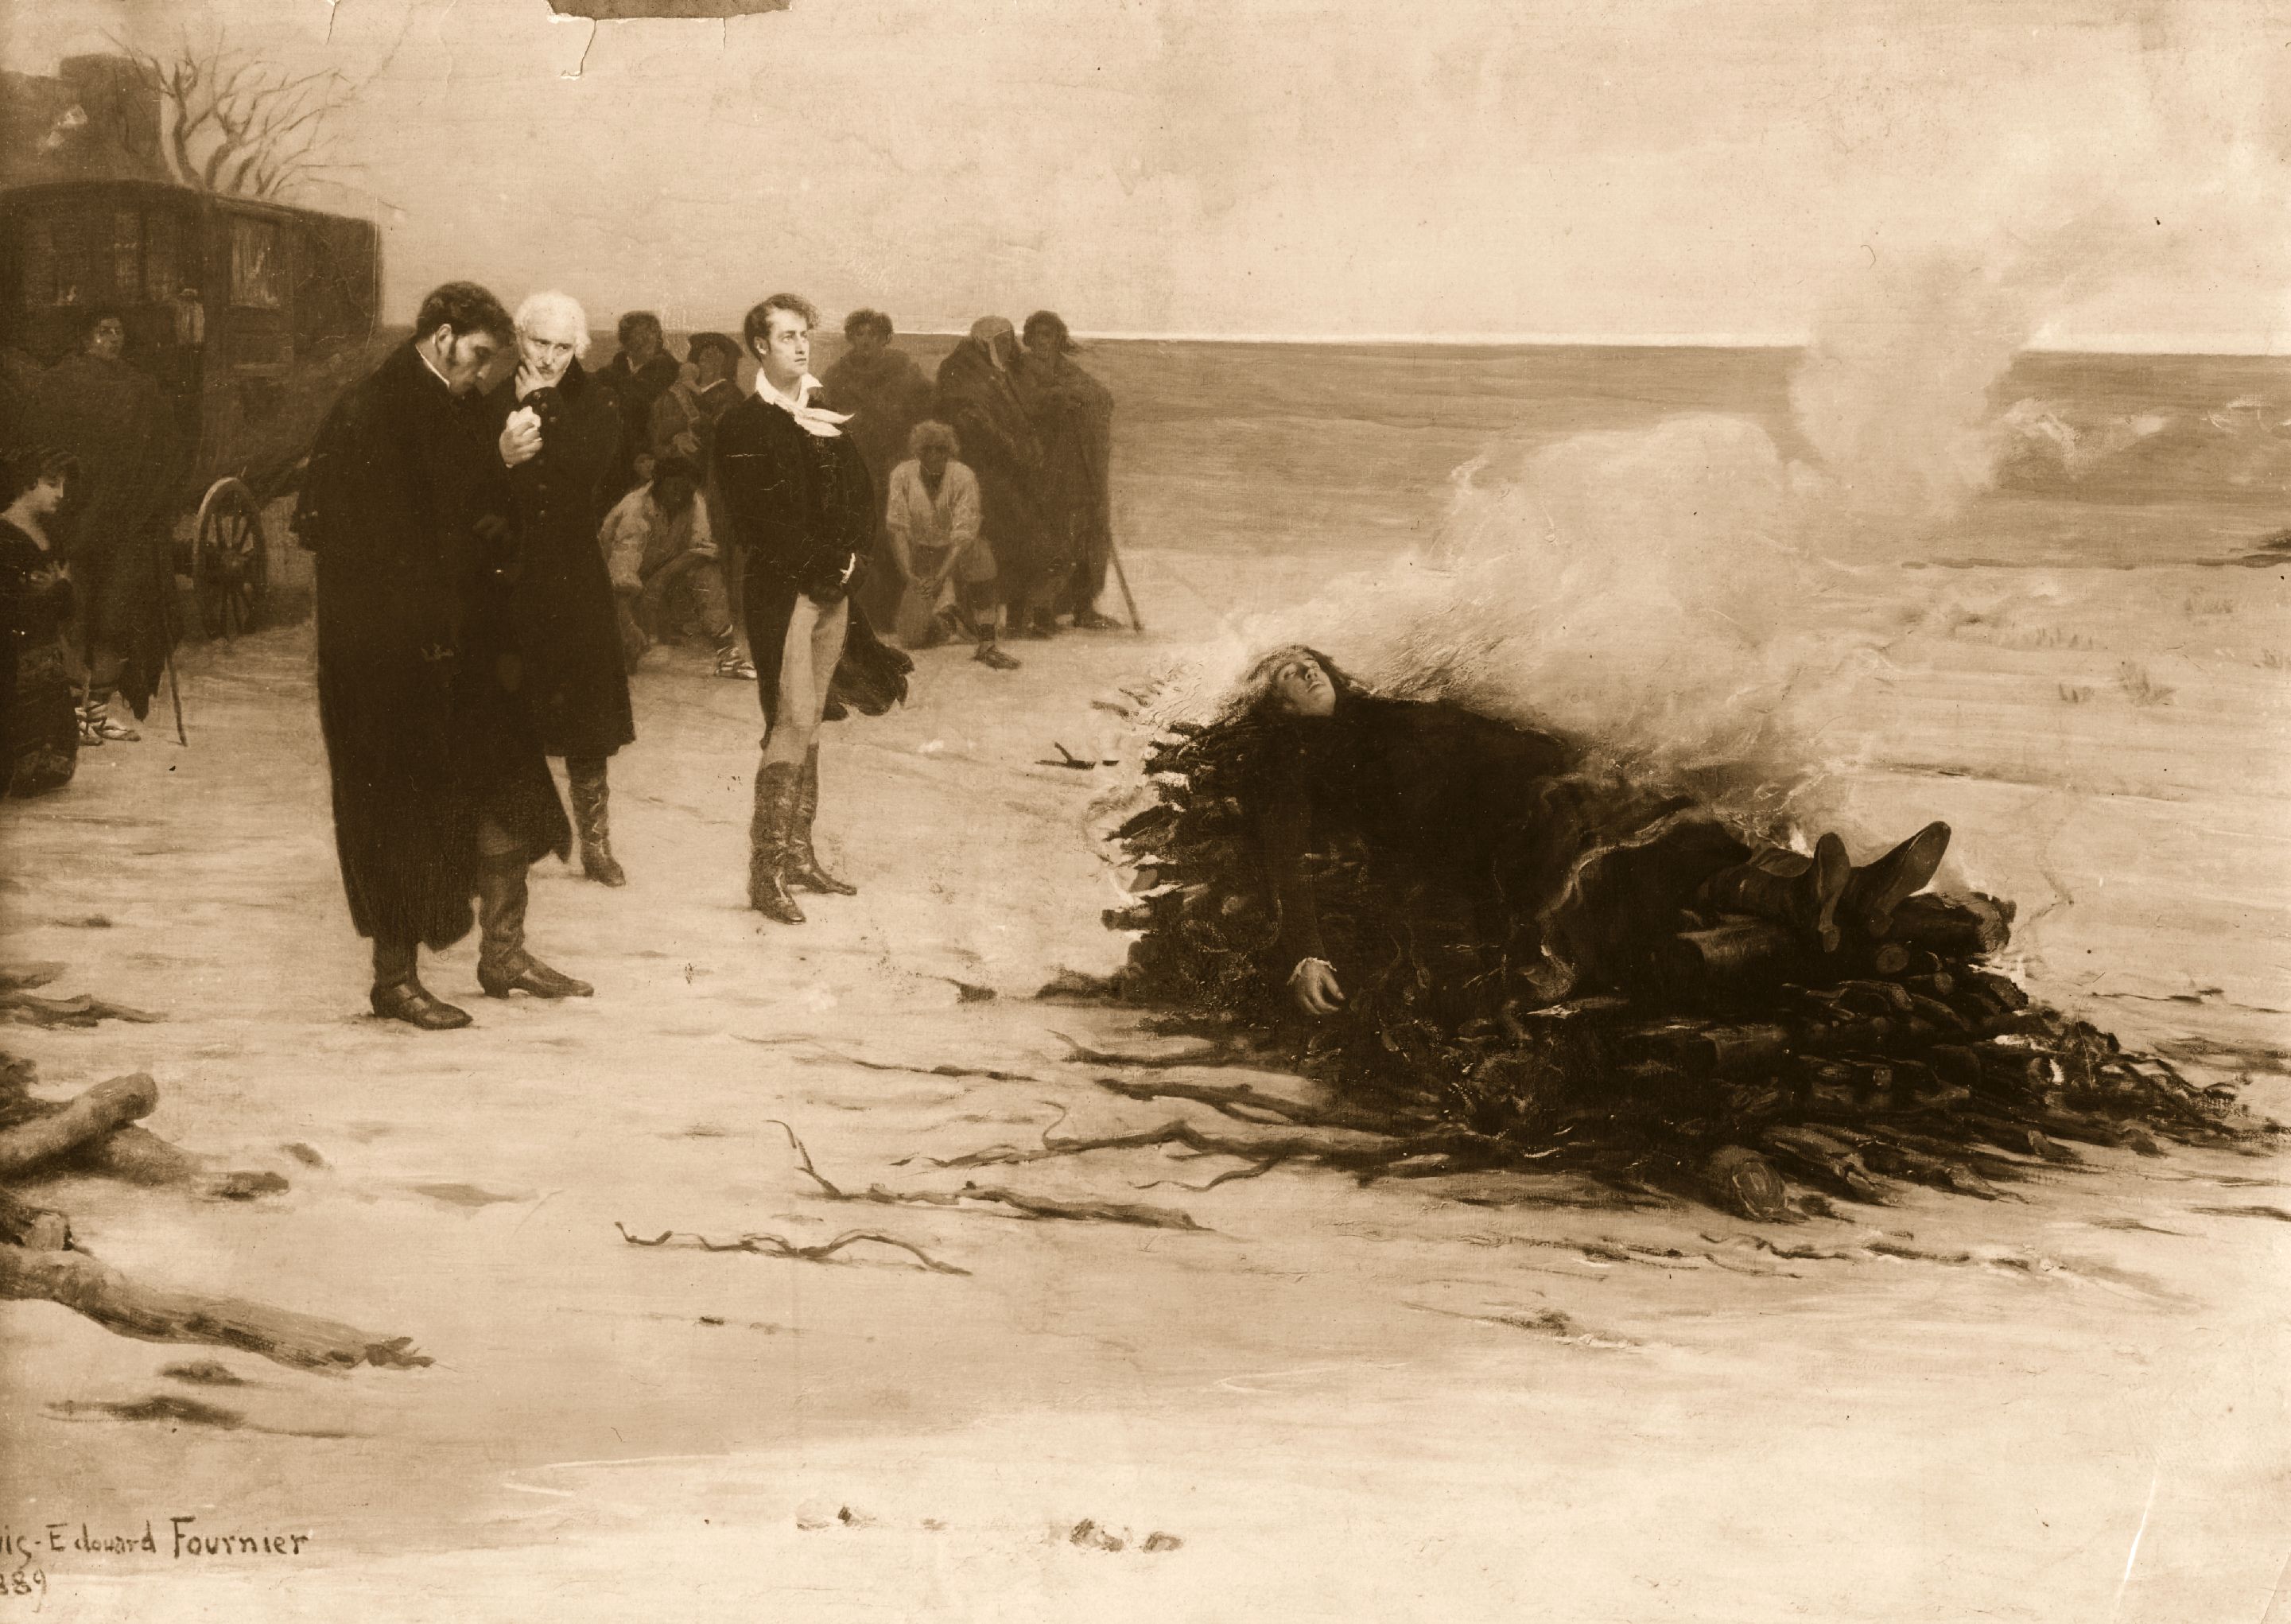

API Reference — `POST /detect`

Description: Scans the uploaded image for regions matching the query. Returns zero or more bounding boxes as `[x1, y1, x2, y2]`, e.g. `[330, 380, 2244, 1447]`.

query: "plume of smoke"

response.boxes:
[1161, 236, 2125, 837]
[1166, 413, 1876, 833]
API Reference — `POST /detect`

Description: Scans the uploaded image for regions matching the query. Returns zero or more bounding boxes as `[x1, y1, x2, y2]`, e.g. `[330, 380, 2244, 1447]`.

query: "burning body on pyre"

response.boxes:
[1109, 644, 2268, 1217]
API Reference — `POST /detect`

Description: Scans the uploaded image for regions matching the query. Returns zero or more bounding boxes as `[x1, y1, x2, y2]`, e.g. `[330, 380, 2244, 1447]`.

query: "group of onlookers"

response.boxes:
[4, 282, 1125, 1033]
[297, 282, 928, 1029]
[587, 303, 1120, 679]
[848, 308, 1119, 670]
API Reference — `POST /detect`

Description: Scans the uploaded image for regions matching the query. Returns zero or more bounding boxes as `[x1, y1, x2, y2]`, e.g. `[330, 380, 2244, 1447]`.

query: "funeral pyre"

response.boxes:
[1102, 720, 2275, 1218]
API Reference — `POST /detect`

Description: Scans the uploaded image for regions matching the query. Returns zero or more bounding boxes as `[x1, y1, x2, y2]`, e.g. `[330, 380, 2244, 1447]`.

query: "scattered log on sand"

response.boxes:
[0, 963, 67, 994]
[615, 1222, 969, 1276]
[0, 989, 165, 1028]
[0, 1241, 429, 1371]
[0, 1061, 288, 1199]
[0, 1073, 158, 1177]
[771, 1120, 1208, 1232]
[0, 1046, 416, 1370]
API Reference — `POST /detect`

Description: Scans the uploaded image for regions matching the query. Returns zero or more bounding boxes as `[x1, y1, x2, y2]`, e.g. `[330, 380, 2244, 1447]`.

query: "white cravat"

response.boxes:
[755, 370, 852, 438]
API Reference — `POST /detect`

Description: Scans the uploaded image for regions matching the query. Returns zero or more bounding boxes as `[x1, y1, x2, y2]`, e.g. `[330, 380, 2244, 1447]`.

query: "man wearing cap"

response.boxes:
[31, 306, 184, 744]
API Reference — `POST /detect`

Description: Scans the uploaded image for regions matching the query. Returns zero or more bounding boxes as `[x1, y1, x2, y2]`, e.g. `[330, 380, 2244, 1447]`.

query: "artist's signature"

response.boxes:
[3, 1518, 312, 1596]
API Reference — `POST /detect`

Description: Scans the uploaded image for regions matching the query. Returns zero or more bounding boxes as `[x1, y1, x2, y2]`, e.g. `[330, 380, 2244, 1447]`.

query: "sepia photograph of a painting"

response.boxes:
[0, 1, 2286, 1618]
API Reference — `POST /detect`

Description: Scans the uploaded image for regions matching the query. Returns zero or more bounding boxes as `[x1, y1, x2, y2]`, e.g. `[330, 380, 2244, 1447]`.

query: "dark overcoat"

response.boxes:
[297, 342, 570, 950]
[476, 362, 631, 761]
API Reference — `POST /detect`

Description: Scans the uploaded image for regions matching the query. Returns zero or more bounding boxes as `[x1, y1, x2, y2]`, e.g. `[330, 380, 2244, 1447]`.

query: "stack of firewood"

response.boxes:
[1104, 720, 2271, 1215]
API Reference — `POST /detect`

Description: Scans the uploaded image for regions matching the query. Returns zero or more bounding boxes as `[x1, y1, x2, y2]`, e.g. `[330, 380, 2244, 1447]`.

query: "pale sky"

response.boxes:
[11, 0, 2291, 348]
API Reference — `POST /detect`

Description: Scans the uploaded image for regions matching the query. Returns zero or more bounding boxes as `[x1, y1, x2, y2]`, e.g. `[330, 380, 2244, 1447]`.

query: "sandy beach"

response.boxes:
[2, 491, 2288, 1621]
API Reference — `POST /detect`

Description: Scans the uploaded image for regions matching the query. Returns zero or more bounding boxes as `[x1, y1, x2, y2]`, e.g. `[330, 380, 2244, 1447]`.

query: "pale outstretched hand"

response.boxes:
[1289, 958, 1345, 1017]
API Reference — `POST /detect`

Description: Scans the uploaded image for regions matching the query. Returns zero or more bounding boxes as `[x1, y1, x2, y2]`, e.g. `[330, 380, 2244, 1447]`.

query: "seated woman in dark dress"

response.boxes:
[0, 448, 81, 798]
[1233, 645, 1949, 1016]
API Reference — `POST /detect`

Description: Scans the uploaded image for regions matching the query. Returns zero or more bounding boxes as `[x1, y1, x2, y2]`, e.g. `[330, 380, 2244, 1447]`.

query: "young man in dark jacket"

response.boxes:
[710, 293, 882, 924]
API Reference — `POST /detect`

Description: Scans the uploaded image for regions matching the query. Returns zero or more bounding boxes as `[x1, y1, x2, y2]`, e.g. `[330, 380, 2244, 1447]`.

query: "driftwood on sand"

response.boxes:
[0, 1001, 424, 1371]
[0, 964, 165, 1028]
[0, 1241, 430, 1371]
[0, 1073, 159, 1176]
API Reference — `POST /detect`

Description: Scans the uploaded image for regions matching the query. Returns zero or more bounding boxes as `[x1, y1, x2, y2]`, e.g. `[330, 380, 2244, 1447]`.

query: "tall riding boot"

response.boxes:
[1695, 833, 1850, 953]
[370, 937, 472, 1029]
[747, 759, 806, 923]
[1841, 821, 1951, 938]
[568, 758, 627, 887]
[784, 743, 857, 896]
[476, 857, 593, 998]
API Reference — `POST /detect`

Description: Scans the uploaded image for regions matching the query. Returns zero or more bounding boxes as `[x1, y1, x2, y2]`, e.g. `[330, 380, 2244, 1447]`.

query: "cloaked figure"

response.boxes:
[1018, 310, 1117, 632]
[30, 307, 185, 744]
[934, 317, 1058, 643]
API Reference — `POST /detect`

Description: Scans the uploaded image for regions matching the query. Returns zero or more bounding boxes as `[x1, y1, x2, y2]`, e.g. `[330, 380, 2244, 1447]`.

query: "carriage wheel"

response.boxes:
[193, 477, 268, 641]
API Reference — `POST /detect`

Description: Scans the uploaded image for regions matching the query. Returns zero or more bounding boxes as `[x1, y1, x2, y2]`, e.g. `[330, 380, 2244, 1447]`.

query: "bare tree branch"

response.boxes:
[101, 31, 353, 201]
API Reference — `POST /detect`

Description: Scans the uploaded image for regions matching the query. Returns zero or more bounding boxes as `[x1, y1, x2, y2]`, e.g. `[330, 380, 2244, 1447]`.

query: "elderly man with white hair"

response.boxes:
[476, 289, 635, 949]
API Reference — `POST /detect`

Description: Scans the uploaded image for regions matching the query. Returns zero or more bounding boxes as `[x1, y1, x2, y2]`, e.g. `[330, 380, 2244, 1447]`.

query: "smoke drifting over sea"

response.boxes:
[1172, 223, 2265, 835]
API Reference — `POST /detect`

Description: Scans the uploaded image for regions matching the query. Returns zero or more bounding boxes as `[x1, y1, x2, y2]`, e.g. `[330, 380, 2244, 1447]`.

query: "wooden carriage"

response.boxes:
[0, 178, 381, 638]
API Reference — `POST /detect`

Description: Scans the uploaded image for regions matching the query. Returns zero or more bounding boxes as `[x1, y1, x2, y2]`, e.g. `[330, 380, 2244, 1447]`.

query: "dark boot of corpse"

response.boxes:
[370, 938, 472, 1030]
[747, 760, 806, 923]
[1695, 833, 1850, 953]
[784, 743, 857, 896]
[568, 758, 627, 887]
[1841, 821, 1951, 938]
[476, 857, 593, 998]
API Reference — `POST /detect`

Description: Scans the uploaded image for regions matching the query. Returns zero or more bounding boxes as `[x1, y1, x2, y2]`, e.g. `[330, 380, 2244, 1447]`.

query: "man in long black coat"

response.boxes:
[476, 291, 632, 886]
[295, 282, 587, 1031]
